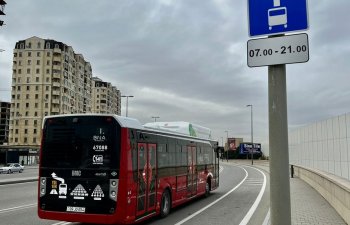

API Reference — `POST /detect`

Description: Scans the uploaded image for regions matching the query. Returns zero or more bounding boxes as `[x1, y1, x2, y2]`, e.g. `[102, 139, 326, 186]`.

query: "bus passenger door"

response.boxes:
[136, 143, 157, 217]
[187, 146, 197, 197]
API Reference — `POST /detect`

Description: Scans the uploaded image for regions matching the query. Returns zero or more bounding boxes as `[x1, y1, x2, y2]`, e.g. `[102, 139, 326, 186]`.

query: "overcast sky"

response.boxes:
[0, 0, 349, 154]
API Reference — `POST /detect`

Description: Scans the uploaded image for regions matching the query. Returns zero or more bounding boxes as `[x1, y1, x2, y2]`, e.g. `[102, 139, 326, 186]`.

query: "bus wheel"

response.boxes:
[205, 180, 211, 197]
[160, 189, 171, 218]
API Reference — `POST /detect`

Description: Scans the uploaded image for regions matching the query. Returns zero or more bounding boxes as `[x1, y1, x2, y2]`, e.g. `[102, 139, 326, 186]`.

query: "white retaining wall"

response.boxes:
[289, 112, 350, 181]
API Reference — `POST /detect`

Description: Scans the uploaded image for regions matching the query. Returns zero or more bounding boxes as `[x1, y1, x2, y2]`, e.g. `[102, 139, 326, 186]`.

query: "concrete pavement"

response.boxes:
[227, 160, 347, 225]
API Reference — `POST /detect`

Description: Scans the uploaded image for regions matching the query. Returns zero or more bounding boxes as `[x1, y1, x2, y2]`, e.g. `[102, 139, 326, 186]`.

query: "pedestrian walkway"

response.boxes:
[226, 160, 347, 225]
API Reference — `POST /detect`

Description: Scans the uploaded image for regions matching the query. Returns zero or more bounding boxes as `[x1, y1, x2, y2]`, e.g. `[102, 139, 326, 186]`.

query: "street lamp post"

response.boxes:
[225, 130, 228, 162]
[151, 116, 160, 122]
[246, 104, 254, 165]
[121, 95, 134, 117]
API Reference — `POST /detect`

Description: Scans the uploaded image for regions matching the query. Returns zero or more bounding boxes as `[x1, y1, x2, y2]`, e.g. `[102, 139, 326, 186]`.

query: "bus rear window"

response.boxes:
[41, 116, 120, 169]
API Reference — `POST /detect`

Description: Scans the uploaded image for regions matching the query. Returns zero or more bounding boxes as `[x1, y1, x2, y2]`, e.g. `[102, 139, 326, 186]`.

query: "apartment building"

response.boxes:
[0, 101, 10, 144]
[91, 77, 121, 115]
[9, 36, 93, 146]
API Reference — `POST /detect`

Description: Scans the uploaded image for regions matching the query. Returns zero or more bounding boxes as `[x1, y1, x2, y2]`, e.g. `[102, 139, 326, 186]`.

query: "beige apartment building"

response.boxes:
[8, 36, 122, 150]
[91, 77, 121, 115]
[9, 36, 93, 146]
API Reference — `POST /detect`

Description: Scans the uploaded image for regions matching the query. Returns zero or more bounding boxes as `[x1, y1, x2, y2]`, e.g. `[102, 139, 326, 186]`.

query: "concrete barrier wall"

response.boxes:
[289, 112, 350, 181]
[293, 165, 350, 224]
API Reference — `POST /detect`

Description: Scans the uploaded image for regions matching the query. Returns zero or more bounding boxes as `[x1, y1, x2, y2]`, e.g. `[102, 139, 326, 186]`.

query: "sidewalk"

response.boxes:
[227, 160, 347, 225]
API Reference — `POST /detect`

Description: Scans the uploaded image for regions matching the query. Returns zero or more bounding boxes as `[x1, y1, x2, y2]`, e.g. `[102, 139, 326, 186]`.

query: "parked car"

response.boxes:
[0, 163, 24, 174]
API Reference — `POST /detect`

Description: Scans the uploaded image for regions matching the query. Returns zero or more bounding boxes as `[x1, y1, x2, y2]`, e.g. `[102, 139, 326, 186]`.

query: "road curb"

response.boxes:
[0, 177, 37, 185]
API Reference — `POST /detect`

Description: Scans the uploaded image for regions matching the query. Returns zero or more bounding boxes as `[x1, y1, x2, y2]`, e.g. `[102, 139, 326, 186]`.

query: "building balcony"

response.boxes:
[52, 73, 61, 79]
[51, 107, 60, 113]
[52, 99, 60, 104]
[53, 48, 61, 54]
[53, 65, 61, 71]
[52, 91, 60, 96]
[52, 82, 61, 87]
[53, 56, 61, 63]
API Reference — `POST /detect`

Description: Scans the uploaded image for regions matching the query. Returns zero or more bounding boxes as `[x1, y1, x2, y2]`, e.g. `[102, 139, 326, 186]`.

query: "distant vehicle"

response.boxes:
[0, 163, 24, 174]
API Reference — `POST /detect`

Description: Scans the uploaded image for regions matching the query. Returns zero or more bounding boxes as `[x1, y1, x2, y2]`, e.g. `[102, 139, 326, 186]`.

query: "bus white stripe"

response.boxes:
[174, 166, 248, 225]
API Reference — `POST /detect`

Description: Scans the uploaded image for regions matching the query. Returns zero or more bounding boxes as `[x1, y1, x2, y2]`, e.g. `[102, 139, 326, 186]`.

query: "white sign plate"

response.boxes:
[247, 33, 309, 67]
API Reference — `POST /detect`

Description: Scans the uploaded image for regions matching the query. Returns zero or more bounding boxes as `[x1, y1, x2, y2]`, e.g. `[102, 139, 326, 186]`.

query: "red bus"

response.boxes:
[38, 114, 220, 224]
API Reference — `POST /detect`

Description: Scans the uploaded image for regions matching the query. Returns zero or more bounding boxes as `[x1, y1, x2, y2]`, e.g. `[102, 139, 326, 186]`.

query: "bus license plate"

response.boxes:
[66, 206, 85, 213]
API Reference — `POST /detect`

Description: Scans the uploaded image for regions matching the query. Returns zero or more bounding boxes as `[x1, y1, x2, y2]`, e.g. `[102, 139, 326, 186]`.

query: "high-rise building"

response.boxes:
[9, 36, 93, 146]
[0, 101, 10, 144]
[91, 77, 121, 115]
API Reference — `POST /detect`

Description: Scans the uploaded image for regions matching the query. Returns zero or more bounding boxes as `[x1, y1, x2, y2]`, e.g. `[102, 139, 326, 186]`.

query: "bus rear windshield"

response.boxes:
[41, 116, 120, 170]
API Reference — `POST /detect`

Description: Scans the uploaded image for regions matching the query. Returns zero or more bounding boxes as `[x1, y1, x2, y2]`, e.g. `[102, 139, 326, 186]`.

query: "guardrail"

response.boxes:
[292, 164, 350, 224]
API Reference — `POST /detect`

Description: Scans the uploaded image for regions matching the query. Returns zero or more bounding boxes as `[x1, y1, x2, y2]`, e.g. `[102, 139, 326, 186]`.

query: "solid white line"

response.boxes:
[238, 166, 267, 225]
[174, 166, 248, 225]
[262, 208, 270, 225]
[0, 203, 36, 213]
[51, 222, 71, 225]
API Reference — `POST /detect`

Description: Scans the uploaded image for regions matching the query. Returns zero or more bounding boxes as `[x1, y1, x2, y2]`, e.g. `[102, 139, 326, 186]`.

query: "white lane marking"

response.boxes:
[174, 166, 248, 225]
[262, 208, 270, 225]
[0, 203, 36, 213]
[238, 166, 267, 225]
[51, 222, 71, 225]
[219, 166, 224, 173]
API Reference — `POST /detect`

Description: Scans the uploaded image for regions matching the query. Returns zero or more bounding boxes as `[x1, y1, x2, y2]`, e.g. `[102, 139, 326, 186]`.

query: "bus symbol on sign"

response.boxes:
[248, 0, 308, 37]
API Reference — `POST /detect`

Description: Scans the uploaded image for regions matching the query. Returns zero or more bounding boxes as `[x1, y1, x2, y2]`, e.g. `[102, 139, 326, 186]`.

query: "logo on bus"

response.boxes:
[93, 135, 106, 142]
[93, 155, 104, 165]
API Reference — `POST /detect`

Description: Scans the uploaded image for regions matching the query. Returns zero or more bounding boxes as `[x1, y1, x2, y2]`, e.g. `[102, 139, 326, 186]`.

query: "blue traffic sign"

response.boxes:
[248, 0, 309, 37]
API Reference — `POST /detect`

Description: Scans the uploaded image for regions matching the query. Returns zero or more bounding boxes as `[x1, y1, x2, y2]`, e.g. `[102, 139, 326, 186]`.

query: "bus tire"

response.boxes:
[160, 189, 171, 218]
[205, 179, 211, 197]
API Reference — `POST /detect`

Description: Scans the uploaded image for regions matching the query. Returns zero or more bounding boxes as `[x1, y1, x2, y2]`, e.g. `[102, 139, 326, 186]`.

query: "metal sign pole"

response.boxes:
[268, 63, 291, 225]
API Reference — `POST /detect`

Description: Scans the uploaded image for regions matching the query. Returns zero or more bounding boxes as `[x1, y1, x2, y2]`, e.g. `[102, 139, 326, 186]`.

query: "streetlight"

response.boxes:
[151, 116, 159, 122]
[121, 95, 134, 117]
[225, 130, 228, 161]
[246, 104, 254, 165]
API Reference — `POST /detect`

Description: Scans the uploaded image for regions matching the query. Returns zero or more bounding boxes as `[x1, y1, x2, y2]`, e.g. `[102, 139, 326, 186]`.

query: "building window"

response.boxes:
[36, 69, 40, 74]
[26, 86, 30, 91]
[55, 44, 59, 49]
[33, 129, 37, 134]
[25, 111, 29, 116]
[37, 60, 40, 65]
[15, 129, 18, 134]
[27, 68, 30, 74]
[14, 53, 17, 57]
[18, 69, 22, 74]
[20, 43, 24, 49]
[25, 120, 28, 125]
[16, 94, 20, 99]
[34, 120, 38, 126]
[15, 138, 18, 142]
[34, 112, 38, 116]
[36, 77, 39, 82]
[26, 103, 29, 108]
[27, 42, 32, 48]
[26, 77, 30, 83]
[18, 60, 22, 66]
[28, 52, 31, 57]
[19, 52, 22, 57]
[33, 138, 37, 143]
[27, 60, 31, 65]
[35, 103, 38, 108]
[26, 94, 29, 99]
[24, 129, 28, 134]
[45, 103, 48, 108]
[46, 69, 50, 74]
[46, 86, 49, 91]
[24, 137, 28, 143]
[35, 94, 38, 99]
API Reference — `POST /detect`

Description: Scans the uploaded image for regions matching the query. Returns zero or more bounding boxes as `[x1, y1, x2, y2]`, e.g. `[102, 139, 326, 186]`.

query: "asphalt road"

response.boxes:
[0, 163, 269, 225]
